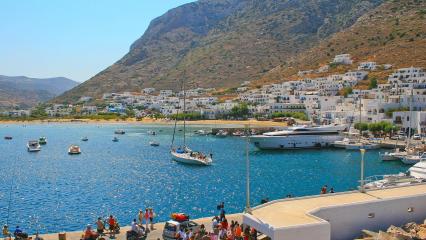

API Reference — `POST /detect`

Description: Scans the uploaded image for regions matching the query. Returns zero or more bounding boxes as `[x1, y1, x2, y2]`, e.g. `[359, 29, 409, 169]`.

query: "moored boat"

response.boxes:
[112, 137, 119, 142]
[147, 130, 156, 135]
[149, 141, 160, 147]
[39, 137, 47, 145]
[215, 130, 228, 137]
[68, 145, 81, 154]
[380, 149, 407, 161]
[27, 140, 41, 152]
[401, 152, 426, 165]
[81, 137, 88, 141]
[344, 141, 380, 150]
[251, 124, 346, 150]
[4, 136, 12, 140]
[114, 129, 125, 134]
[171, 147, 212, 166]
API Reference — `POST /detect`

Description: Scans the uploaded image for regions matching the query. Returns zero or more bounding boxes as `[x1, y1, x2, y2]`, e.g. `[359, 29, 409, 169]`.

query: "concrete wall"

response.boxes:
[275, 222, 330, 240]
[312, 194, 426, 240]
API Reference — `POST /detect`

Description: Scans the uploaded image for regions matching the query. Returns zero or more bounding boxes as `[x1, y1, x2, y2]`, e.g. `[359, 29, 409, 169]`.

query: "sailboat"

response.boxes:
[401, 88, 423, 165]
[340, 96, 379, 150]
[170, 78, 212, 166]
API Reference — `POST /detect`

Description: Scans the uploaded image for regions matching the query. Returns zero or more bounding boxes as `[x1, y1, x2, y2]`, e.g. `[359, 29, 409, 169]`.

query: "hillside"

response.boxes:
[56, 0, 383, 103]
[0, 75, 78, 109]
[258, 0, 426, 85]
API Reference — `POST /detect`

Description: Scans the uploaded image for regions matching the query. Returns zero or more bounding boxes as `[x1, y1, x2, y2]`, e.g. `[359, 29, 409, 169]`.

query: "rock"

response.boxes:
[361, 229, 378, 238]
[402, 222, 420, 232]
[416, 227, 426, 239]
[387, 225, 415, 239]
[377, 230, 412, 240]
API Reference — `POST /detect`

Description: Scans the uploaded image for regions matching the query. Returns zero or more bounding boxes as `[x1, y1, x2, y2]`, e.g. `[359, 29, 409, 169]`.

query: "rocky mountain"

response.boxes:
[258, 0, 426, 85]
[0, 75, 78, 109]
[56, 0, 384, 103]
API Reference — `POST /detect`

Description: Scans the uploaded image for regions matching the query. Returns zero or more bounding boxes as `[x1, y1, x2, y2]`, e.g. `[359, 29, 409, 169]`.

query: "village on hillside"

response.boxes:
[3, 53, 426, 134]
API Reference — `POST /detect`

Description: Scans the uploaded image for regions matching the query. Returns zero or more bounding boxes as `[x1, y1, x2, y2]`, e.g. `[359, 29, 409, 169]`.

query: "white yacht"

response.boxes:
[401, 152, 426, 165]
[114, 129, 125, 134]
[365, 160, 426, 189]
[171, 147, 212, 166]
[380, 149, 407, 161]
[250, 124, 347, 150]
[27, 140, 41, 152]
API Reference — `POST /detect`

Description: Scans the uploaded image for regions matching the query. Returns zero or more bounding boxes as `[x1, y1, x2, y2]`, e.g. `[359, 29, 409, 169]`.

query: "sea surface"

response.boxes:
[0, 123, 409, 234]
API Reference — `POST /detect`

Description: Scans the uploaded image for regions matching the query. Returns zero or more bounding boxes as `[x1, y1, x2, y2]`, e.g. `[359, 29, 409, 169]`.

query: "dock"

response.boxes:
[243, 184, 426, 240]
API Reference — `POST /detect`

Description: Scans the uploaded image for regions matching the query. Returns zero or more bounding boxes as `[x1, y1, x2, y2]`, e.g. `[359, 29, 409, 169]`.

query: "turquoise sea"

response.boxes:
[0, 123, 409, 234]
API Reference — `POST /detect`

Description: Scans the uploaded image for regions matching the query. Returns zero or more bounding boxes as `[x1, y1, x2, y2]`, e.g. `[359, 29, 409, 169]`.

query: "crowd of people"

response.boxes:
[83, 208, 155, 240]
[171, 202, 259, 240]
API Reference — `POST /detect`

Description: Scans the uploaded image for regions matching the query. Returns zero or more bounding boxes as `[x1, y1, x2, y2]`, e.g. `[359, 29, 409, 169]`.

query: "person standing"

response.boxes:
[96, 217, 105, 236]
[144, 209, 150, 232]
[108, 215, 116, 238]
[138, 209, 144, 225]
[149, 208, 155, 230]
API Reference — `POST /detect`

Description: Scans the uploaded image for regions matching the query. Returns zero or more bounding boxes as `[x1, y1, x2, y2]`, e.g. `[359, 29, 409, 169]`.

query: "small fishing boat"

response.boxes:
[27, 140, 41, 152]
[380, 149, 407, 161]
[194, 130, 211, 136]
[149, 141, 160, 147]
[232, 131, 244, 137]
[171, 147, 212, 166]
[81, 137, 88, 141]
[68, 145, 81, 154]
[114, 129, 125, 134]
[112, 137, 119, 142]
[39, 137, 47, 145]
[147, 130, 156, 136]
[4, 136, 12, 140]
[401, 152, 426, 165]
[215, 130, 228, 138]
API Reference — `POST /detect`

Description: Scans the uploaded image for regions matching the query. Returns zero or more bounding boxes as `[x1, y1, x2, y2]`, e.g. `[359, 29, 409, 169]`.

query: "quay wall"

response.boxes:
[312, 193, 426, 240]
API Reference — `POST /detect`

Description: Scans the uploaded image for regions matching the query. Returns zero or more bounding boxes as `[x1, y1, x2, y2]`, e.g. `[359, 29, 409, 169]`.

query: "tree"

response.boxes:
[368, 77, 378, 90]
[231, 103, 249, 118]
[343, 87, 353, 97]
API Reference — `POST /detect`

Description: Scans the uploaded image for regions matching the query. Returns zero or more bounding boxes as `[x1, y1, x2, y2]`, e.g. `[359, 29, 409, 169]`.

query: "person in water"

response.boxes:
[329, 187, 335, 193]
[320, 185, 328, 194]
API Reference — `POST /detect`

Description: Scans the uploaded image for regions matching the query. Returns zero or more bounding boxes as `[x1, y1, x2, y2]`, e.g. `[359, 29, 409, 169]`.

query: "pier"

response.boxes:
[243, 184, 426, 240]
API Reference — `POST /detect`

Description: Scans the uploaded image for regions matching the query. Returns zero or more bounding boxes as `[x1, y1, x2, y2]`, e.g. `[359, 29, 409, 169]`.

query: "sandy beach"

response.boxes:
[0, 118, 288, 127]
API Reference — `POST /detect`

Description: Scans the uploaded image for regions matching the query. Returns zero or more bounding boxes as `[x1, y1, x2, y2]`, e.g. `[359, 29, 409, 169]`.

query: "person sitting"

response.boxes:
[14, 226, 28, 239]
[83, 224, 99, 240]
[2, 225, 11, 239]
[130, 219, 145, 236]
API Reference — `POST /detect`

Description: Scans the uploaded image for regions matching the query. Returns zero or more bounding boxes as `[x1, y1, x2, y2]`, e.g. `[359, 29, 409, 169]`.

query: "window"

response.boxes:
[408, 207, 414, 213]
[368, 213, 375, 218]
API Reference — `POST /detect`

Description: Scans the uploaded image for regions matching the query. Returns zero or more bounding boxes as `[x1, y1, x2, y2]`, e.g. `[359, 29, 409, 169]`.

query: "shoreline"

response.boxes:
[0, 118, 288, 127]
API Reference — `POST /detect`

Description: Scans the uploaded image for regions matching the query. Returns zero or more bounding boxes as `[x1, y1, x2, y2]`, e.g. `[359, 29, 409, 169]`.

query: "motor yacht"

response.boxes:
[114, 129, 125, 134]
[250, 124, 346, 150]
[68, 145, 81, 154]
[39, 137, 47, 145]
[27, 140, 41, 152]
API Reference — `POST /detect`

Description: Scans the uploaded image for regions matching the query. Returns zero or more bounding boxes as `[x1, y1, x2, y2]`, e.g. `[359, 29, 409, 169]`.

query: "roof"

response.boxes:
[249, 184, 426, 229]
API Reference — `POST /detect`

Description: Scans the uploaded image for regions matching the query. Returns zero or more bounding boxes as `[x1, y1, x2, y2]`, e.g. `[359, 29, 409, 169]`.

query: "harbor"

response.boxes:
[0, 123, 413, 236]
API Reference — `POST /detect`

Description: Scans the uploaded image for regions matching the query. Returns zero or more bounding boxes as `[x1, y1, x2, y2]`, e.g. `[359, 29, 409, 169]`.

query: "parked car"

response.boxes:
[162, 217, 200, 240]
[413, 134, 422, 140]
[397, 135, 406, 140]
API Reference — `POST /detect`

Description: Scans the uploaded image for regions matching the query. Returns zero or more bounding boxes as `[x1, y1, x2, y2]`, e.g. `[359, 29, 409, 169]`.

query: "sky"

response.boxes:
[0, 0, 195, 82]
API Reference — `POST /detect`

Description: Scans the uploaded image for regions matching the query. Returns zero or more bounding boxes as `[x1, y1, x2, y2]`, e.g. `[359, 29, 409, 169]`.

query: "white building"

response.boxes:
[358, 62, 377, 71]
[332, 54, 353, 65]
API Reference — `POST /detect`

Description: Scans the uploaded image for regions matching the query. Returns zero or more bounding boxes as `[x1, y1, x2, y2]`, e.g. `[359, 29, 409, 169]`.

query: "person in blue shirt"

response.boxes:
[14, 226, 28, 239]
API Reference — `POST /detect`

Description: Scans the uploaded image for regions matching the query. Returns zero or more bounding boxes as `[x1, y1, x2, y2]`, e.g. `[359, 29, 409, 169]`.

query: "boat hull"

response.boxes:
[171, 151, 212, 166]
[250, 134, 343, 150]
[27, 147, 41, 152]
[344, 144, 380, 150]
[401, 157, 421, 165]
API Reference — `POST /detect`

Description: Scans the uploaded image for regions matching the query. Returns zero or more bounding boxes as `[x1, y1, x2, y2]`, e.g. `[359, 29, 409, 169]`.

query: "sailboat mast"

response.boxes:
[359, 95, 362, 142]
[183, 77, 186, 147]
[407, 87, 413, 148]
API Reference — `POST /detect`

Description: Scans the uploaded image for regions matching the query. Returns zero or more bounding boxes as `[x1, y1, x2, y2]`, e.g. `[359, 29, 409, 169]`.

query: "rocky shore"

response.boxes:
[357, 220, 426, 240]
